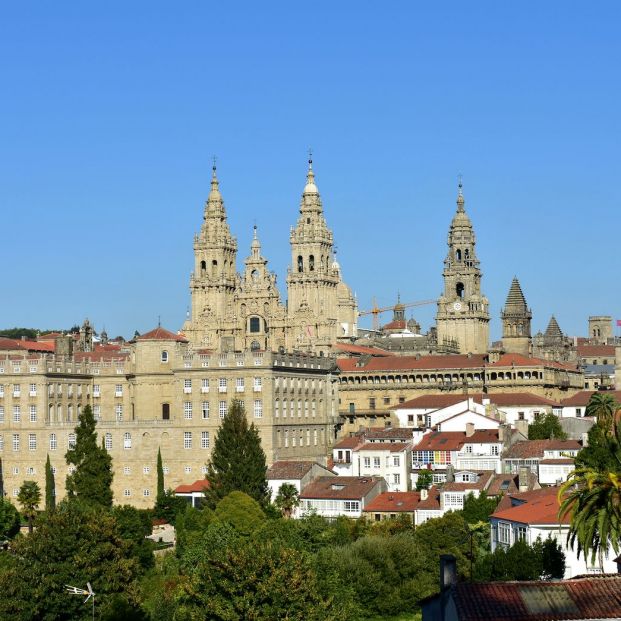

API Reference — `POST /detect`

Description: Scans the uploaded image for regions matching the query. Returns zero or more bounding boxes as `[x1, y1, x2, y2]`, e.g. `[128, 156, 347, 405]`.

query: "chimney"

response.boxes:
[420, 488, 428, 501]
[515, 419, 529, 439]
[581, 432, 589, 448]
[466, 422, 475, 437]
[440, 554, 457, 590]
[518, 466, 530, 492]
[446, 464, 455, 483]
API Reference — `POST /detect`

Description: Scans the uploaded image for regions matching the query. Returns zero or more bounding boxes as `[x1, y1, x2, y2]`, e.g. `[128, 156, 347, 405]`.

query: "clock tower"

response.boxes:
[436, 181, 490, 354]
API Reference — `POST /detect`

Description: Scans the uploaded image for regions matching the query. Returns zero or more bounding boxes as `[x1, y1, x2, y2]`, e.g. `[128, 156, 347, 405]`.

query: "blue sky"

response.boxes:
[0, 2, 619, 340]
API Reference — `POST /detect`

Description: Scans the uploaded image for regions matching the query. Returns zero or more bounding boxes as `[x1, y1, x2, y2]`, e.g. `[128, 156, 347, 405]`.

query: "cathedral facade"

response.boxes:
[181, 160, 358, 353]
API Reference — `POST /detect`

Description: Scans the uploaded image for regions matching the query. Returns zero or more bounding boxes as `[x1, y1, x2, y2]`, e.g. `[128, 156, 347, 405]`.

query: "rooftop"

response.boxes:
[300, 476, 384, 500]
[364, 491, 421, 513]
[491, 486, 565, 525]
[267, 461, 317, 480]
[504, 439, 581, 459]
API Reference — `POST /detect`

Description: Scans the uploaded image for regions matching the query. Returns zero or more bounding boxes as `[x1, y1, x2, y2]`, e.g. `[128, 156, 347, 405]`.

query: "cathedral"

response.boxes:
[181, 159, 358, 353]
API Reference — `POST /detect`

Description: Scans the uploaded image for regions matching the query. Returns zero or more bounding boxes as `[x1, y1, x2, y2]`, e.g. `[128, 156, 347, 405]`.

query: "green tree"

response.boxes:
[45, 454, 56, 512]
[156, 447, 165, 499]
[65, 404, 113, 508]
[534, 536, 566, 579]
[416, 470, 433, 491]
[153, 489, 188, 525]
[586, 392, 619, 430]
[0, 501, 142, 620]
[214, 490, 266, 536]
[205, 400, 269, 507]
[17, 480, 41, 534]
[0, 497, 20, 541]
[112, 505, 155, 571]
[528, 412, 567, 440]
[461, 491, 498, 525]
[274, 482, 300, 518]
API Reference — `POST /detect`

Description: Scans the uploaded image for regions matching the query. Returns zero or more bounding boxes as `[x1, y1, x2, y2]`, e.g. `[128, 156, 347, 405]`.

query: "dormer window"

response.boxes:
[161, 350, 169, 363]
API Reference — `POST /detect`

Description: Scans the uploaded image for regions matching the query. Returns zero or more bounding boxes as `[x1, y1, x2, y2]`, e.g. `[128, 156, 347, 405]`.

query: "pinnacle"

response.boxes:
[544, 315, 563, 338]
[504, 277, 528, 311]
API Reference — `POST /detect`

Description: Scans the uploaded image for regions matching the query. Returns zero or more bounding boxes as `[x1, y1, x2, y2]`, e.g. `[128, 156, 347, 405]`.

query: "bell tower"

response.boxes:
[436, 180, 490, 354]
[183, 164, 238, 346]
[501, 277, 532, 355]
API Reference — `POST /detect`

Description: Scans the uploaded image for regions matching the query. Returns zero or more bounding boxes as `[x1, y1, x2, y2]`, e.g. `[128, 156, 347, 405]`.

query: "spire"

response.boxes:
[504, 277, 528, 311]
[303, 150, 319, 195]
[456, 174, 465, 212]
[250, 224, 261, 258]
[204, 158, 226, 218]
[544, 315, 563, 338]
[208, 158, 222, 201]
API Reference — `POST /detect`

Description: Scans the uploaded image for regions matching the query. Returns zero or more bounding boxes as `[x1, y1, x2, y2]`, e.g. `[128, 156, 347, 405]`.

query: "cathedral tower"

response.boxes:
[501, 277, 532, 355]
[436, 181, 490, 354]
[184, 165, 238, 346]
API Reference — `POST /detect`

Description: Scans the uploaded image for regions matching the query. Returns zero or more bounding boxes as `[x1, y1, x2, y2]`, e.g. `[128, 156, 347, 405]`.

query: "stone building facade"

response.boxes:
[181, 160, 357, 354]
[501, 277, 532, 356]
[436, 182, 490, 354]
[0, 330, 339, 508]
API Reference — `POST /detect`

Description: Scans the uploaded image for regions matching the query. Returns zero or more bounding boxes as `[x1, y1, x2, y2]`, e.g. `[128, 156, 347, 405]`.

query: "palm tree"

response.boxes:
[17, 480, 41, 534]
[559, 419, 621, 568]
[274, 483, 300, 519]
[585, 392, 619, 431]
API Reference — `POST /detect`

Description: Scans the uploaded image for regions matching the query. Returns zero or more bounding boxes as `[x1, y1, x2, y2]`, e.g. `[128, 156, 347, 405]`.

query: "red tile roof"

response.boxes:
[364, 491, 421, 513]
[382, 319, 407, 331]
[539, 458, 575, 465]
[74, 351, 129, 362]
[337, 353, 487, 373]
[443, 472, 493, 492]
[174, 479, 210, 494]
[491, 486, 566, 525]
[413, 429, 500, 452]
[365, 427, 413, 441]
[137, 327, 188, 342]
[452, 575, 621, 621]
[504, 439, 581, 459]
[267, 461, 316, 480]
[576, 344, 616, 357]
[334, 343, 390, 356]
[396, 392, 559, 410]
[0, 338, 55, 352]
[561, 390, 621, 407]
[417, 485, 441, 510]
[333, 436, 365, 450]
[356, 442, 411, 453]
[488, 352, 579, 371]
[300, 476, 384, 500]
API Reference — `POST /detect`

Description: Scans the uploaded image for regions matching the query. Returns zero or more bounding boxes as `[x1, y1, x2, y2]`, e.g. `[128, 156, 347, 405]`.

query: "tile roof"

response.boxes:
[364, 491, 421, 513]
[504, 439, 581, 459]
[174, 479, 210, 494]
[396, 392, 559, 410]
[300, 476, 383, 500]
[365, 427, 413, 441]
[267, 461, 315, 480]
[413, 429, 500, 452]
[355, 442, 411, 453]
[560, 390, 621, 407]
[334, 343, 390, 356]
[382, 319, 407, 331]
[0, 338, 55, 352]
[576, 344, 616, 357]
[491, 486, 566, 525]
[452, 575, 621, 621]
[333, 436, 365, 450]
[539, 458, 575, 465]
[74, 351, 129, 362]
[417, 485, 441, 510]
[486, 471, 539, 497]
[136, 326, 188, 342]
[337, 353, 487, 373]
[443, 471, 493, 492]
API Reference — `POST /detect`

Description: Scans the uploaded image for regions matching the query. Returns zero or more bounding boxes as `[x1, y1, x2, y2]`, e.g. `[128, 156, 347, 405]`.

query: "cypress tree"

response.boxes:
[0, 457, 4, 498]
[205, 400, 269, 508]
[45, 455, 55, 512]
[65, 405, 113, 508]
[156, 447, 165, 499]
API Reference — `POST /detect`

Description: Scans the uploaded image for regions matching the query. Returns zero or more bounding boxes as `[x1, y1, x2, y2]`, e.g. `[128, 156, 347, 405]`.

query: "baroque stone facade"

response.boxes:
[181, 160, 358, 354]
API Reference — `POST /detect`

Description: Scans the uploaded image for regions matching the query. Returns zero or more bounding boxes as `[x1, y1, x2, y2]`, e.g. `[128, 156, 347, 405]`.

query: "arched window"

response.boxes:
[161, 350, 169, 363]
[309, 255, 315, 271]
[251, 340, 261, 351]
[456, 249, 462, 262]
[251, 269, 259, 281]
[124, 432, 132, 449]
[456, 282, 464, 298]
[200, 260, 206, 276]
[297, 255, 303, 272]
[211, 259, 218, 277]
[464, 249, 470, 261]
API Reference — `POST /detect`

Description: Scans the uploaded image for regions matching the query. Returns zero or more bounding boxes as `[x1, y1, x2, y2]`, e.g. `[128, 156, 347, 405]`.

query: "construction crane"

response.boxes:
[358, 298, 436, 332]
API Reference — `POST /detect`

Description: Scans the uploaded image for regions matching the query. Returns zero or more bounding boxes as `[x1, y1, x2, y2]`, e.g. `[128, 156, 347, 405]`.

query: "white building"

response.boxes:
[353, 441, 411, 492]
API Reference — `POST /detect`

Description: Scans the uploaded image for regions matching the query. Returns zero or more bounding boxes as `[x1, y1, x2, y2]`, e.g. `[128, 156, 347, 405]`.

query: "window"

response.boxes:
[68, 433, 76, 449]
[93, 405, 101, 419]
[143, 466, 150, 474]
[249, 316, 261, 333]
[29, 405, 37, 422]
[518, 411, 525, 421]
[161, 350, 169, 363]
[27, 466, 35, 475]
[393, 456, 400, 467]
[13, 384, 20, 397]
[183, 379, 192, 393]
[219, 401, 227, 419]
[115, 404, 123, 421]
[369, 397, 376, 410]
[444, 493, 464, 508]
[236, 377, 245, 392]
[202, 401, 209, 419]
[29, 383, 36, 396]
[162, 403, 170, 420]
[201, 378, 209, 393]
[253, 377, 262, 392]
[383, 397, 390, 405]
[184, 402, 193, 420]
[0, 434, 3, 451]
[363, 456, 371, 468]
[344, 501, 360, 513]
[465, 445, 473, 454]
[93, 384, 100, 397]
[13, 405, 20, 423]
[0, 385, 3, 397]
[115, 384, 123, 397]
[491, 445, 499, 456]
[0, 406, 4, 423]
[498, 521, 511, 545]
[201, 431, 210, 448]
[105, 433, 112, 450]
[124, 432, 132, 449]
[184, 432, 192, 449]
[274, 399, 280, 418]
[12, 433, 19, 451]
[124, 489, 131, 497]
[236, 354, 244, 367]
[253, 400, 262, 418]
[201, 465, 208, 474]
[163, 466, 169, 474]
[184, 466, 192, 474]
[124, 466, 131, 475]
[373, 457, 381, 468]
[219, 378, 227, 393]
[28, 433, 36, 451]
[49, 433, 57, 451]
[517, 525, 527, 542]
[393, 473, 400, 485]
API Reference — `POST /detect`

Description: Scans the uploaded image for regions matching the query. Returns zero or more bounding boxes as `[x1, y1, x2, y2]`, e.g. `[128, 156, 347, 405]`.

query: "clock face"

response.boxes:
[453, 302, 462, 311]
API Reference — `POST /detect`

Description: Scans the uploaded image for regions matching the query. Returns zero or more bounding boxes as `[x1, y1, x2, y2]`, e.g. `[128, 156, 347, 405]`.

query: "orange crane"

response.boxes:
[358, 298, 436, 332]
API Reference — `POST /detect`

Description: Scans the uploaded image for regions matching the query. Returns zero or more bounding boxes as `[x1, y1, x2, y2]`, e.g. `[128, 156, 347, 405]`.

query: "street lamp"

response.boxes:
[65, 582, 95, 621]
